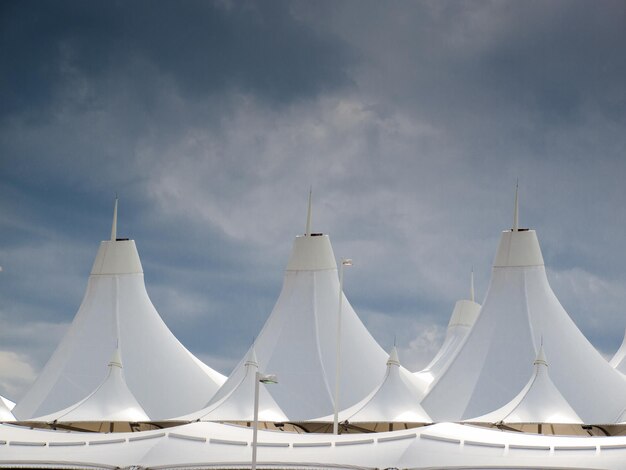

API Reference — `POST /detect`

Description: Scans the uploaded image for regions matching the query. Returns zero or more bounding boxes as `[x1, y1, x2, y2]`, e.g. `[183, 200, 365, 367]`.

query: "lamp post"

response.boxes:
[333, 258, 352, 435]
[252, 372, 278, 470]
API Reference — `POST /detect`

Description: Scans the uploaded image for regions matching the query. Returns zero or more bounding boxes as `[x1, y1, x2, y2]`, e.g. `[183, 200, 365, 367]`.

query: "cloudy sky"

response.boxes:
[1, 0, 625, 401]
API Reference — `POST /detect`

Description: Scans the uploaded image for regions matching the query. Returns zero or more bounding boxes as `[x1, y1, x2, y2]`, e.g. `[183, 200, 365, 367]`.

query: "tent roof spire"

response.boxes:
[387, 345, 400, 367]
[244, 346, 259, 369]
[470, 268, 475, 303]
[513, 180, 519, 232]
[305, 187, 312, 236]
[110, 196, 118, 241]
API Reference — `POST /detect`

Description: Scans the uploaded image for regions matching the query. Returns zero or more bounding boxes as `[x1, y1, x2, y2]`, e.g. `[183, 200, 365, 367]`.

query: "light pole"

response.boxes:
[252, 372, 278, 470]
[333, 257, 352, 435]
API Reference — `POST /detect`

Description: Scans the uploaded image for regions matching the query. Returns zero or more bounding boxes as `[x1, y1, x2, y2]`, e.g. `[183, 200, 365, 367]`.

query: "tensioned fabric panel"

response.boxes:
[14, 240, 226, 420]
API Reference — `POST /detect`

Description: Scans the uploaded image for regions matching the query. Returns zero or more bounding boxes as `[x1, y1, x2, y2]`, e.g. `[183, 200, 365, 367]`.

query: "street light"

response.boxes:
[333, 258, 352, 435]
[252, 372, 278, 470]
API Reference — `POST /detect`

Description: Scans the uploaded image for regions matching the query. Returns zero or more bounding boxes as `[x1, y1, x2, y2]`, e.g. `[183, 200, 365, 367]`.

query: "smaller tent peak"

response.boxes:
[387, 346, 400, 367]
[305, 187, 313, 236]
[244, 347, 259, 369]
[534, 344, 548, 367]
[110, 196, 118, 241]
[108, 349, 122, 369]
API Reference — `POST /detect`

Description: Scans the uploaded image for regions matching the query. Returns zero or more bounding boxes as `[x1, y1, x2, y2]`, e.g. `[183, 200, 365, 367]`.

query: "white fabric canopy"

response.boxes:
[316, 347, 431, 424]
[14, 205, 225, 420]
[179, 348, 288, 422]
[0, 396, 15, 422]
[32, 350, 149, 423]
[414, 298, 480, 390]
[211, 232, 387, 421]
[466, 346, 583, 424]
[421, 227, 626, 423]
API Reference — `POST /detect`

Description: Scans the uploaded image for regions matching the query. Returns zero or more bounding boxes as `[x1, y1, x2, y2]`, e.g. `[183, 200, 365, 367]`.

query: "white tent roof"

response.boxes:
[13, 201, 226, 420]
[0, 395, 15, 422]
[209, 202, 388, 421]
[466, 346, 583, 424]
[421, 195, 626, 423]
[610, 327, 626, 373]
[32, 349, 149, 423]
[0, 395, 15, 411]
[414, 273, 480, 390]
[322, 347, 431, 424]
[179, 348, 288, 422]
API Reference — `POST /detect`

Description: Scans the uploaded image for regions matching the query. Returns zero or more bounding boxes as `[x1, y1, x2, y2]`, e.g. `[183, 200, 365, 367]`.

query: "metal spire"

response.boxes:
[110, 196, 118, 241]
[305, 187, 312, 236]
[470, 267, 475, 303]
[513, 180, 519, 232]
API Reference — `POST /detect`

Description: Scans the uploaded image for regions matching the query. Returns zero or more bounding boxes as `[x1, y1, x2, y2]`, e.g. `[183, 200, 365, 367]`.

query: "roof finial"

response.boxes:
[110, 195, 118, 241]
[305, 187, 312, 236]
[470, 267, 475, 303]
[513, 179, 519, 232]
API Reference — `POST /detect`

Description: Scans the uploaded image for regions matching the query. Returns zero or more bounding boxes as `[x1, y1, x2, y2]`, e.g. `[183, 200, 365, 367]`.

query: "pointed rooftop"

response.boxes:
[338, 346, 431, 424]
[210, 194, 388, 420]
[466, 346, 583, 425]
[14, 199, 226, 420]
[0, 396, 15, 422]
[32, 349, 150, 423]
[421, 186, 626, 423]
[179, 347, 288, 422]
[414, 270, 481, 390]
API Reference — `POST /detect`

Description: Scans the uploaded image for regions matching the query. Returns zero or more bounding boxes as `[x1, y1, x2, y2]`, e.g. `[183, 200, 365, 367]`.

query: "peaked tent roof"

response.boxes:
[466, 346, 583, 424]
[420, 193, 626, 423]
[323, 347, 431, 424]
[0, 395, 15, 411]
[414, 273, 481, 391]
[13, 201, 226, 420]
[179, 348, 288, 422]
[32, 349, 149, 423]
[0, 397, 15, 422]
[209, 200, 388, 421]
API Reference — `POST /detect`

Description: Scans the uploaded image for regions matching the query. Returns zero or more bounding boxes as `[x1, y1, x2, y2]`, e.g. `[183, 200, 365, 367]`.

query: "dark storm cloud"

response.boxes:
[0, 0, 354, 122]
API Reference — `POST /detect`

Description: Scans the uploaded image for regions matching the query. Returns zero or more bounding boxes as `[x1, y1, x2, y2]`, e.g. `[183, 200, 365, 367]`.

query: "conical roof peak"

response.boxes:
[14, 204, 226, 420]
[466, 345, 582, 425]
[216, 212, 386, 420]
[387, 346, 400, 367]
[325, 350, 431, 424]
[422, 197, 626, 423]
[493, 229, 544, 267]
[285, 233, 337, 271]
